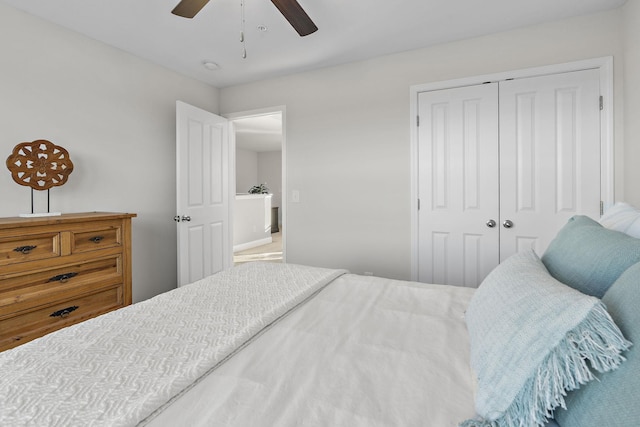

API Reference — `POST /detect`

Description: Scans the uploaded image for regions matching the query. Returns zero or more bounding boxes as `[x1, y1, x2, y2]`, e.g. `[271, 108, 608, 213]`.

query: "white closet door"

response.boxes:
[499, 69, 601, 260]
[417, 83, 500, 287]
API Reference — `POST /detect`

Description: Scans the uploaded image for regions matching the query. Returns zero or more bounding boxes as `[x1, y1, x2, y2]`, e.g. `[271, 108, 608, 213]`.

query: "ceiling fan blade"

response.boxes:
[270, 0, 318, 37]
[172, 0, 210, 18]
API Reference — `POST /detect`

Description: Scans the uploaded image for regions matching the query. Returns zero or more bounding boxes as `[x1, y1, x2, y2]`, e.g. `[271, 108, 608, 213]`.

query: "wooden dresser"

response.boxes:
[0, 212, 136, 351]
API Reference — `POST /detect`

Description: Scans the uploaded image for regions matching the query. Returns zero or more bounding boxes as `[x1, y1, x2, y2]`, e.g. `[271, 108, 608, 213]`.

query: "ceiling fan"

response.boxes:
[171, 0, 318, 37]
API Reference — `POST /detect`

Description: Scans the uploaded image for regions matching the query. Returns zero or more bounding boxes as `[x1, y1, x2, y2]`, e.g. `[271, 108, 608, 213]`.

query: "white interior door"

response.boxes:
[176, 101, 231, 287]
[417, 83, 500, 287]
[498, 69, 601, 260]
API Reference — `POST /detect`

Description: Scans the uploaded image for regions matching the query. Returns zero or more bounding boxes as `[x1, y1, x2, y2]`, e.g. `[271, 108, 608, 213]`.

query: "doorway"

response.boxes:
[227, 107, 286, 265]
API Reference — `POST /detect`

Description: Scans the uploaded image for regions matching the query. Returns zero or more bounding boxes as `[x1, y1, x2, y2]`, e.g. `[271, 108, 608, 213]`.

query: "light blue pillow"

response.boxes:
[461, 250, 631, 427]
[554, 262, 639, 427]
[541, 215, 640, 297]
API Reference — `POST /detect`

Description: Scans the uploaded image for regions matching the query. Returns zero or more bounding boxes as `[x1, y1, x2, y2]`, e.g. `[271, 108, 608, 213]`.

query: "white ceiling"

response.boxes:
[233, 113, 282, 152]
[1, 0, 627, 89]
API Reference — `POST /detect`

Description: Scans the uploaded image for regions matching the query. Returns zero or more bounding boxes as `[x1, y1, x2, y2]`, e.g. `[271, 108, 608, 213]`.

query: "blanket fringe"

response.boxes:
[460, 303, 632, 427]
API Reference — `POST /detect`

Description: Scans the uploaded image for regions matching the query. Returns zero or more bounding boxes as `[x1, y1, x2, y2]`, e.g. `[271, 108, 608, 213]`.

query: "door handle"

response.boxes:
[181, 216, 191, 222]
[486, 219, 496, 228]
[503, 220, 514, 228]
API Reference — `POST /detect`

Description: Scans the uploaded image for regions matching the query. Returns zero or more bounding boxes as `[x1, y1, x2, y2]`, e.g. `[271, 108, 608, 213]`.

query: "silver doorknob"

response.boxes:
[181, 215, 191, 222]
[503, 220, 514, 228]
[486, 219, 496, 228]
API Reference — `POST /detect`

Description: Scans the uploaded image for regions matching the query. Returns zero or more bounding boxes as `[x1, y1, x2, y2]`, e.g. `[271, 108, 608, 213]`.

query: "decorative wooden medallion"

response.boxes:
[6, 140, 74, 190]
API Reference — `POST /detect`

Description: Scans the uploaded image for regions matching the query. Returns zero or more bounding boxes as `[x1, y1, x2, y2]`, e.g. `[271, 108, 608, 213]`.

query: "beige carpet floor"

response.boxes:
[233, 229, 282, 265]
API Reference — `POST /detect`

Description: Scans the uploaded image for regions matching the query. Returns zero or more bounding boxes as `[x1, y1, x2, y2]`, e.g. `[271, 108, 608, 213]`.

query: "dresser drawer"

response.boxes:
[0, 232, 60, 266]
[70, 221, 122, 254]
[0, 284, 124, 351]
[0, 255, 122, 314]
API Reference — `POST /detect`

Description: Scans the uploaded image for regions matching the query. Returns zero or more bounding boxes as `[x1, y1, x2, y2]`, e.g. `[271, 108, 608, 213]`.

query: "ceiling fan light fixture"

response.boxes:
[202, 61, 220, 70]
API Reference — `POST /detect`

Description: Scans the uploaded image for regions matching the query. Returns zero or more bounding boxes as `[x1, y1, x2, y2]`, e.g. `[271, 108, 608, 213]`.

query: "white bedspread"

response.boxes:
[0, 263, 346, 426]
[144, 273, 477, 426]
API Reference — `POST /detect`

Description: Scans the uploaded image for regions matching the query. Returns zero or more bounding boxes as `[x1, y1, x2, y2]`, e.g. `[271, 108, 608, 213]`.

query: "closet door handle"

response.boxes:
[503, 220, 514, 229]
[486, 219, 496, 228]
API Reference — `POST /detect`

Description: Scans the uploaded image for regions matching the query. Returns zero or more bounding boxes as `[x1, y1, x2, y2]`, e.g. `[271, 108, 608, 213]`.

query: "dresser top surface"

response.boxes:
[0, 212, 137, 229]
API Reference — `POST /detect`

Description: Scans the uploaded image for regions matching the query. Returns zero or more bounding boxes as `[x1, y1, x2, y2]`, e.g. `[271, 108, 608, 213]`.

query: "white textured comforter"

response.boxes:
[0, 263, 346, 426]
[145, 273, 478, 426]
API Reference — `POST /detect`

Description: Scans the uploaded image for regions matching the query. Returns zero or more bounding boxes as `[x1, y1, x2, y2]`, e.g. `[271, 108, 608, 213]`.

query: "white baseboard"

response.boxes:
[233, 237, 273, 253]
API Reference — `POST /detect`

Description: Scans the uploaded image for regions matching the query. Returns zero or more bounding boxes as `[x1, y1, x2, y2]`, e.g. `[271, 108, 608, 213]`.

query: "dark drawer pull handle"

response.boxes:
[47, 272, 78, 283]
[50, 306, 79, 319]
[89, 236, 104, 243]
[14, 245, 37, 254]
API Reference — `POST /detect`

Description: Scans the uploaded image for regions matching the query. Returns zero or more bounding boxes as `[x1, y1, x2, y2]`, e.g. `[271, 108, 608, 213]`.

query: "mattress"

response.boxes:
[143, 273, 478, 426]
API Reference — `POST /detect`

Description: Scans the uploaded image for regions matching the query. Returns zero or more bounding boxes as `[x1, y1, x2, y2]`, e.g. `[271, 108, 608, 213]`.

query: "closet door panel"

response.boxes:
[513, 92, 537, 212]
[417, 84, 499, 287]
[499, 69, 601, 260]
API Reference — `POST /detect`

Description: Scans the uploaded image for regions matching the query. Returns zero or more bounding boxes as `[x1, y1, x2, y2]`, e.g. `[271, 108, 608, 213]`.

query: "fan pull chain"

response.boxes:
[240, 0, 247, 59]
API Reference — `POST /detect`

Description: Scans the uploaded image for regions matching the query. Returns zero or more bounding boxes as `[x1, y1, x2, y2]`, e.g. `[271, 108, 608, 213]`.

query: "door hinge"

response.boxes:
[417, 115, 420, 127]
[599, 96, 604, 111]
[601, 201, 604, 216]
[417, 199, 421, 210]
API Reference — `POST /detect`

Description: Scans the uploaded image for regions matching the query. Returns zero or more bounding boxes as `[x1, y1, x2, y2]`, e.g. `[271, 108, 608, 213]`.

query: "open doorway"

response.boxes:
[228, 108, 285, 265]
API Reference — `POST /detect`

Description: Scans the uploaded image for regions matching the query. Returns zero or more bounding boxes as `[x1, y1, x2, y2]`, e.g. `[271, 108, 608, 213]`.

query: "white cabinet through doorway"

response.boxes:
[417, 69, 601, 287]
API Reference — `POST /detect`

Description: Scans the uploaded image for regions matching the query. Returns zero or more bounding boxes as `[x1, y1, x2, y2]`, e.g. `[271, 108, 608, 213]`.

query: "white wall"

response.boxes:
[258, 151, 282, 223]
[233, 194, 273, 250]
[235, 148, 259, 193]
[623, 0, 640, 208]
[220, 9, 627, 279]
[0, 4, 220, 302]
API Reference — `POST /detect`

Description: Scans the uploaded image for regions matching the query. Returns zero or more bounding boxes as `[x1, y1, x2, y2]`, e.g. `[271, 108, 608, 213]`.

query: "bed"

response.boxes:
[1, 207, 640, 427]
